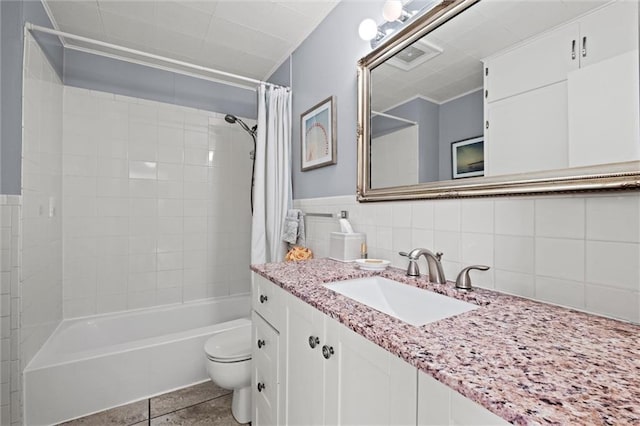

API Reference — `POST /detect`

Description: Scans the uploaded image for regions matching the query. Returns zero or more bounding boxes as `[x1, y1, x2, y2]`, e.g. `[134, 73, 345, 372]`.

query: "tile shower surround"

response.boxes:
[295, 193, 640, 323]
[0, 197, 21, 426]
[62, 87, 253, 318]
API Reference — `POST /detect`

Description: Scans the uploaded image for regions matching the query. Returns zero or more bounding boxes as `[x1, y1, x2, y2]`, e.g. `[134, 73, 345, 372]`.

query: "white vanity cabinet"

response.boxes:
[284, 292, 416, 426]
[251, 274, 286, 426]
[484, 0, 639, 176]
[252, 272, 508, 425]
[418, 372, 509, 426]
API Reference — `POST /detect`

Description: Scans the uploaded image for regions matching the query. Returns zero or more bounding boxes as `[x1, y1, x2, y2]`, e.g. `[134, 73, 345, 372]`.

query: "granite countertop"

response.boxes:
[250, 258, 640, 425]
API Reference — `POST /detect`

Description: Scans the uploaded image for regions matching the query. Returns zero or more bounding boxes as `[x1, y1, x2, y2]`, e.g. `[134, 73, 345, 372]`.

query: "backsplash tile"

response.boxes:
[295, 193, 640, 323]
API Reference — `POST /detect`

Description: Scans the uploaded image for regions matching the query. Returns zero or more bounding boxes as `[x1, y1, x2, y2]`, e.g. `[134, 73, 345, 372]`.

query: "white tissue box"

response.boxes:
[329, 232, 365, 262]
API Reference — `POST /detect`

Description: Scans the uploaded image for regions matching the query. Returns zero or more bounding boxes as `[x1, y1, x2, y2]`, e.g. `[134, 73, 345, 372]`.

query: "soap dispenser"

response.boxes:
[455, 265, 490, 291]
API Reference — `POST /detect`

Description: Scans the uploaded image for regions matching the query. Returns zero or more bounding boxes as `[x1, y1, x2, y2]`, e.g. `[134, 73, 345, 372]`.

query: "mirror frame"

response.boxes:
[357, 0, 640, 202]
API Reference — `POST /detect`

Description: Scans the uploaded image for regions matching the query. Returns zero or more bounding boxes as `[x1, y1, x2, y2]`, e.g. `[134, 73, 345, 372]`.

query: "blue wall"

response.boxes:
[1, 0, 63, 194]
[291, 0, 384, 199]
[267, 56, 291, 87]
[64, 50, 259, 121]
[387, 98, 440, 183]
[438, 90, 483, 180]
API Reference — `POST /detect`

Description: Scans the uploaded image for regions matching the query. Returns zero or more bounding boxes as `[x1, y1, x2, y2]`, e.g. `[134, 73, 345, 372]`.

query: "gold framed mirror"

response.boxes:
[357, 0, 640, 201]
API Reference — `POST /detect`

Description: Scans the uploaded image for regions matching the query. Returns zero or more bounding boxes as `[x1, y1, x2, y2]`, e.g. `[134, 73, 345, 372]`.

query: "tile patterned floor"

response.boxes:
[58, 381, 246, 426]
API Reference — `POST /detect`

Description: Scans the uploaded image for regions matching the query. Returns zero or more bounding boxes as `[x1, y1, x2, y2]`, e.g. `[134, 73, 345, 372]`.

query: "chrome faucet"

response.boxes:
[399, 248, 446, 284]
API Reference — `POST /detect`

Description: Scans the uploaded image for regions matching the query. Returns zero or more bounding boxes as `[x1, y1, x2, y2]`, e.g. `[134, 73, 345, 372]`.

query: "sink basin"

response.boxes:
[324, 276, 478, 326]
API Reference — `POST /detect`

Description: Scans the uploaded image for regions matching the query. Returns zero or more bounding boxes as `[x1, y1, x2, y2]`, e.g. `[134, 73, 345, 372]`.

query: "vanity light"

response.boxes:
[360, 0, 422, 47]
[382, 0, 404, 22]
[358, 18, 380, 41]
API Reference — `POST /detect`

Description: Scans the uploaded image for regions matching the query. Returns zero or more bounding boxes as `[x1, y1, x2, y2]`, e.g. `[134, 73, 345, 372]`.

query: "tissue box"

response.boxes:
[329, 232, 365, 262]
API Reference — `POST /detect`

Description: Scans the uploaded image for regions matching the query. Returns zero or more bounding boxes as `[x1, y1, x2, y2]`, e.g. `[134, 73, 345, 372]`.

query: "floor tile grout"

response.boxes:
[147, 390, 234, 421]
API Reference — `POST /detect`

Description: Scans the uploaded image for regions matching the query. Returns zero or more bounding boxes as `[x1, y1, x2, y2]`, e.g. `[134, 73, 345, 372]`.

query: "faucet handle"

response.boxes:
[455, 265, 490, 291]
[435, 252, 443, 261]
[398, 251, 408, 257]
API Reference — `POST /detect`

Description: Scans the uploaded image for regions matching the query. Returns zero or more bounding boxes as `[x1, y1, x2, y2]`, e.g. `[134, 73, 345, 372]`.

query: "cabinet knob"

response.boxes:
[257, 382, 265, 392]
[308, 336, 320, 349]
[322, 345, 334, 359]
[257, 339, 265, 349]
[259, 294, 268, 303]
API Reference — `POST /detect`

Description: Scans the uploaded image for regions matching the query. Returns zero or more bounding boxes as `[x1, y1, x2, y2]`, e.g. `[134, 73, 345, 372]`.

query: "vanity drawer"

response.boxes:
[252, 273, 284, 329]
[252, 311, 280, 425]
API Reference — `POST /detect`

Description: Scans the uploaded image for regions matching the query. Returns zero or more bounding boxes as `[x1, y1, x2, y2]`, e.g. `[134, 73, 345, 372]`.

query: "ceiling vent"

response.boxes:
[388, 39, 443, 71]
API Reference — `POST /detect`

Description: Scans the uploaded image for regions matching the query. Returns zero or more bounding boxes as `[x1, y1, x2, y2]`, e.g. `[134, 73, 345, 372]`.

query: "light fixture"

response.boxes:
[359, 0, 428, 48]
[358, 18, 379, 41]
[382, 0, 403, 22]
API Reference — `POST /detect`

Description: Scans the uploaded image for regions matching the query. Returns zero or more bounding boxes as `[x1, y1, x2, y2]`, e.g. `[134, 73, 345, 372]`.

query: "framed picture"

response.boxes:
[301, 96, 336, 171]
[451, 136, 484, 179]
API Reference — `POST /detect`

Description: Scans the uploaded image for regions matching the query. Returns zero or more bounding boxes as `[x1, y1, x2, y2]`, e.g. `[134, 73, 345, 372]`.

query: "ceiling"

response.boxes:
[372, 0, 609, 112]
[42, 0, 340, 86]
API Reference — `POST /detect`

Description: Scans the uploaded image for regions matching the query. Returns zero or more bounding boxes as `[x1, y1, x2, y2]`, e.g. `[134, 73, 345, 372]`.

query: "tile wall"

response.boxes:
[20, 32, 64, 413]
[62, 87, 253, 318]
[0, 196, 21, 426]
[295, 193, 640, 323]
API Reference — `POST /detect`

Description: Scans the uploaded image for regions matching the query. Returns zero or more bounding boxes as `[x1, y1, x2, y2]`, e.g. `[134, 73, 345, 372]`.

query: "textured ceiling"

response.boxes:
[43, 0, 339, 85]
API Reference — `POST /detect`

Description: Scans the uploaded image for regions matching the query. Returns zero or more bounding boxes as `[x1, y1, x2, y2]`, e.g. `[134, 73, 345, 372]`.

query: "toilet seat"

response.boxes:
[205, 320, 252, 363]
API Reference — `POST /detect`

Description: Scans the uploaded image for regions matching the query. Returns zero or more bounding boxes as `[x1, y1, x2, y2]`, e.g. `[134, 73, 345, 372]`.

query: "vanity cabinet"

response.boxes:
[251, 274, 286, 426]
[284, 292, 416, 426]
[418, 372, 509, 425]
[484, 0, 639, 176]
[252, 272, 507, 425]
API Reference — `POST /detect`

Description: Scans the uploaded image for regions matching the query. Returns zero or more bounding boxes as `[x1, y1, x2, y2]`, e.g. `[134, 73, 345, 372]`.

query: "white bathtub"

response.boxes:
[24, 295, 250, 425]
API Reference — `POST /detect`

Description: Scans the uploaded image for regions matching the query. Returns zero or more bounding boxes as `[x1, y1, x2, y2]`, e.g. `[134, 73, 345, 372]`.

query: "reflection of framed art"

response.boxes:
[451, 136, 484, 179]
[301, 96, 336, 171]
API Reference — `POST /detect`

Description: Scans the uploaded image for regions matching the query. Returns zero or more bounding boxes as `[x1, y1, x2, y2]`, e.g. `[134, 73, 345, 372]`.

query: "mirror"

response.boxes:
[357, 0, 640, 201]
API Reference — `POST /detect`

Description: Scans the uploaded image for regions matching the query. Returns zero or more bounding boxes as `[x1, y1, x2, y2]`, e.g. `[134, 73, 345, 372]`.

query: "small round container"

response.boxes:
[354, 258, 390, 271]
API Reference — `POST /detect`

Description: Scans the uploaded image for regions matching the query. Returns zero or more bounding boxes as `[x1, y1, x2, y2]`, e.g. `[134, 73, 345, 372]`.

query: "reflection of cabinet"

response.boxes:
[252, 272, 509, 425]
[484, 1, 639, 176]
[285, 292, 416, 425]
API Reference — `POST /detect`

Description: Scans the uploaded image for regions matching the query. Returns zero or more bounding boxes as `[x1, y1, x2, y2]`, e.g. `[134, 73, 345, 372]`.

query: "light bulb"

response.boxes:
[358, 18, 378, 41]
[382, 0, 403, 22]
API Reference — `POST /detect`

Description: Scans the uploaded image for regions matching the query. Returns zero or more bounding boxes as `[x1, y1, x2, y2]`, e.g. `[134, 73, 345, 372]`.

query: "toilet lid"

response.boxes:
[205, 321, 252, 362]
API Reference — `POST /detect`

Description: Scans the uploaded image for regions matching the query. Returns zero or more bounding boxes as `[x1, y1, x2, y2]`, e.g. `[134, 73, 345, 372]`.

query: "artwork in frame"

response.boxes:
[301, 96, 336, 171]
[451, 136, 484, 179]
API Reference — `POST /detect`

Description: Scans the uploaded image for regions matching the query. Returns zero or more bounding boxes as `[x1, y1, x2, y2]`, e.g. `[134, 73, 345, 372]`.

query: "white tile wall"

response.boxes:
[62, 87, 253, 318]
[0, 197, 21, 426]
[19, 34, 65, 426]
[295, 193, 640, 323]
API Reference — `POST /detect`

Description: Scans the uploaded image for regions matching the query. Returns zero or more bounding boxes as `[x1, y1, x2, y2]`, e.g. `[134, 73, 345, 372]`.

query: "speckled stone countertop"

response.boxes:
[251, 258, 640, 425]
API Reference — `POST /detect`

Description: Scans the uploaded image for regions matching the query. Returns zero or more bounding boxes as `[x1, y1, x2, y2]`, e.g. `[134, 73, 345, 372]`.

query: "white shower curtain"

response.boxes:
[251, 84, 292, 264]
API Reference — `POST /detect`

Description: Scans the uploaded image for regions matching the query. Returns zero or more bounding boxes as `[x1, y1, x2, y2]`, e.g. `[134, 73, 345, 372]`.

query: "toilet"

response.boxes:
[204, 318, 252, 424]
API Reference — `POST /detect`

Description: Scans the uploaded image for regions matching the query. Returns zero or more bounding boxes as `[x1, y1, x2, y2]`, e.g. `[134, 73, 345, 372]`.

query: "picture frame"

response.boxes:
[301, 96, 336, 171]
[451, 136, 484, 179]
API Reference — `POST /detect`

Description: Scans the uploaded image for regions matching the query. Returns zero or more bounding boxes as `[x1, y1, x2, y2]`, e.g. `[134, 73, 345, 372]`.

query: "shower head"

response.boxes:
[224, 114, 256, 136]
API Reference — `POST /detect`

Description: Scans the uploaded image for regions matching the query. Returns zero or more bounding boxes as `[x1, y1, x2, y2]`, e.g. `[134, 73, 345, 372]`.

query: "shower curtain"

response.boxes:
[251, 84, 292, 264]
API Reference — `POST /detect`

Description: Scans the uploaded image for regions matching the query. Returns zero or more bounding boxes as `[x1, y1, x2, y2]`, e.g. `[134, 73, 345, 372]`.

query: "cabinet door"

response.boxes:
[284, 293, 325, 426]
[252, 273, 285, 330]
[578, 1, 639, 68]
[324, 317, 417, 426]
[568, 49, 640, 167]
[418, 371, 509, 425]
[485, 81, 568, 176]
[252, 312, 280, 426]
[485, 23, 579, 102]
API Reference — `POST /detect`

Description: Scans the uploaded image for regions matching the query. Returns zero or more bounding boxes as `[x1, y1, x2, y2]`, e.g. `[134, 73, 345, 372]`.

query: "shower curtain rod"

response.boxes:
[26, 23, 289, 91]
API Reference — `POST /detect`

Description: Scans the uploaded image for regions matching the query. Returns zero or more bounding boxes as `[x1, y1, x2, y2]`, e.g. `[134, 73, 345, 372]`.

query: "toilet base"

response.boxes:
[231, 386, 251, 424]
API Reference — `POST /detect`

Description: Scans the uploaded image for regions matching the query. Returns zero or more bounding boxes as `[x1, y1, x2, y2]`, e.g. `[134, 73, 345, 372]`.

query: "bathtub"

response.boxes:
[24, 295, 250, 425]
